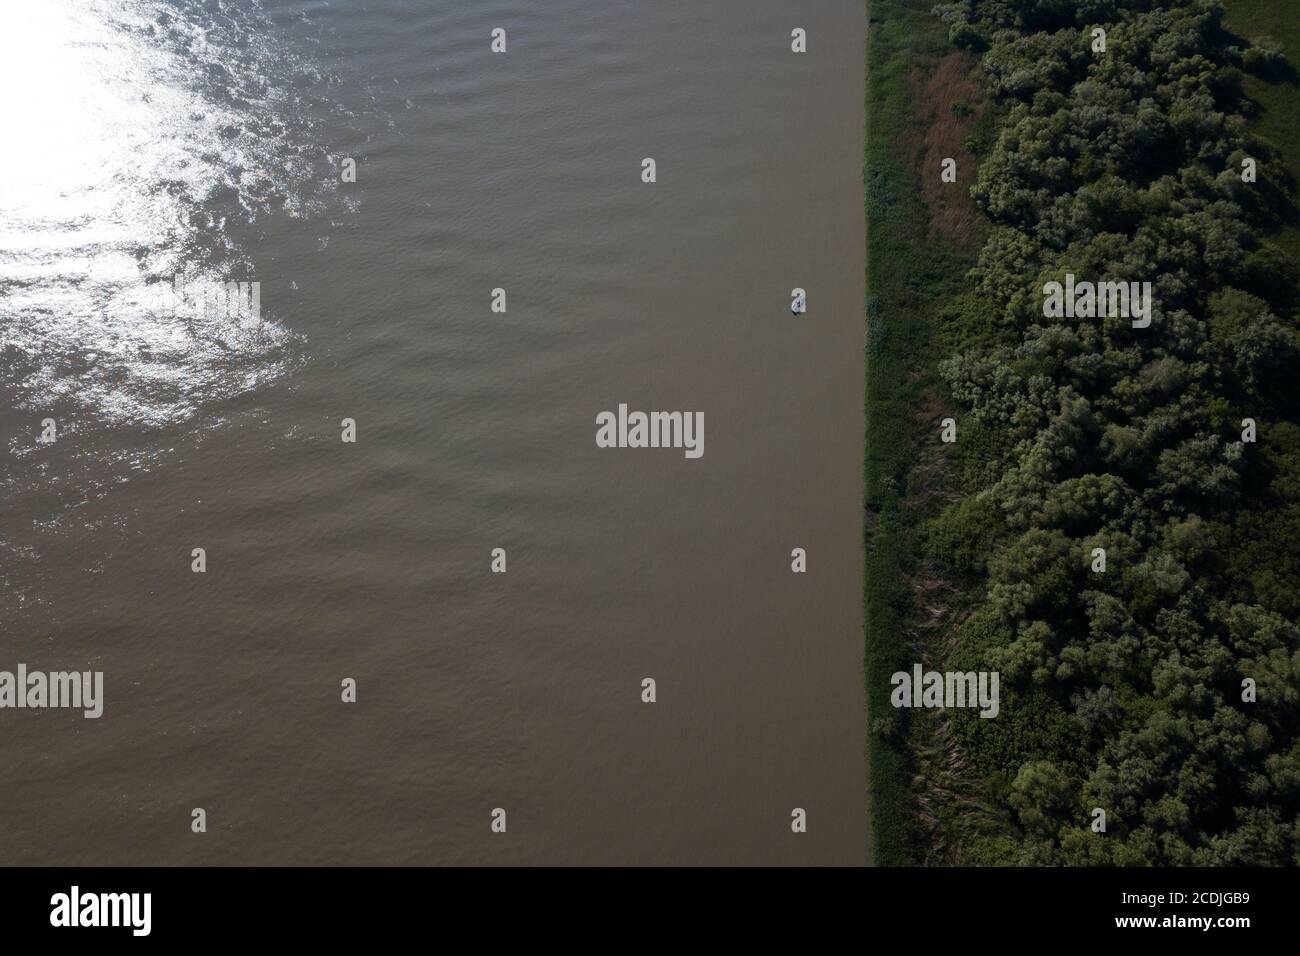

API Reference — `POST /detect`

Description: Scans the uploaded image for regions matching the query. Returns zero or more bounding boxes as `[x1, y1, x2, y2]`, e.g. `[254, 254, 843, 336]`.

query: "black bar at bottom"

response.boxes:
[0, 865, 1288, 941]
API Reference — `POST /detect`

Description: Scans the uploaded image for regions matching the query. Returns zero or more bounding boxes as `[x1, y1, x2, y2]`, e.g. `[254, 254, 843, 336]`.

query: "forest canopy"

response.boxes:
[922, 0, 1300, 865]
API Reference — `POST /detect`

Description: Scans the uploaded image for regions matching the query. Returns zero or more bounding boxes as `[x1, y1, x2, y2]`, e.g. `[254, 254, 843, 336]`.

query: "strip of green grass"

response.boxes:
[863, 0, 984, 865]
[1224, 0, 1300, 258]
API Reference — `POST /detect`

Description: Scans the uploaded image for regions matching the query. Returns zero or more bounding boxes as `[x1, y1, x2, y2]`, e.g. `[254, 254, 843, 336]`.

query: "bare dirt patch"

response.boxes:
[900, 371, 1003, 863]
[903, 52, 986, 243]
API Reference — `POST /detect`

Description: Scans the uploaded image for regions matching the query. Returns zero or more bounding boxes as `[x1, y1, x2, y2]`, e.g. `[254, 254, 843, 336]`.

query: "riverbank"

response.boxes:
[863, 0, 991, 864]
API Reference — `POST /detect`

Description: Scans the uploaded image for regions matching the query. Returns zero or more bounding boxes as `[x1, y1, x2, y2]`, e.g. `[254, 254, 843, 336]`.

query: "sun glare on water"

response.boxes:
[0, 0, 314, 428]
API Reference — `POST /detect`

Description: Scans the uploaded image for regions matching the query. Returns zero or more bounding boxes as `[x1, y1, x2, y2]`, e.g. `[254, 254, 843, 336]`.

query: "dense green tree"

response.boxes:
[926, 0, 1300, 864]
